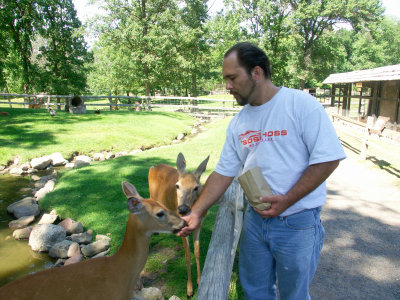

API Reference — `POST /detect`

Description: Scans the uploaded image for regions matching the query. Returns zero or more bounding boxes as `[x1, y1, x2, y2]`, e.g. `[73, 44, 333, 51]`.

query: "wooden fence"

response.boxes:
[197, 177, 246, 299]
[0, 93, 241, 118]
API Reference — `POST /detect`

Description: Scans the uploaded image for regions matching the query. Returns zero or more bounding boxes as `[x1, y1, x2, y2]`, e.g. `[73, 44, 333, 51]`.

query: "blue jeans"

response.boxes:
[239, 206, 325, 300]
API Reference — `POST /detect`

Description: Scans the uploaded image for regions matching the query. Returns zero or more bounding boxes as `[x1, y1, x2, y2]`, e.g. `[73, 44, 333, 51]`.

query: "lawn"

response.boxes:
[0, 107, 196, 166]
[34, 115, 242, 299]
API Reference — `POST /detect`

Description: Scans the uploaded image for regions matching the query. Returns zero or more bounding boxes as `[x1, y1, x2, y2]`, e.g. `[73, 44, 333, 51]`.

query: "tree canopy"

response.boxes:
[1, 0, 399, 95]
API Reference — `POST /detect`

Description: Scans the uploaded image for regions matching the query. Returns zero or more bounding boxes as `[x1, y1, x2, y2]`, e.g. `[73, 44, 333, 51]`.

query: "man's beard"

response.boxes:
[230, 79, 256, 106]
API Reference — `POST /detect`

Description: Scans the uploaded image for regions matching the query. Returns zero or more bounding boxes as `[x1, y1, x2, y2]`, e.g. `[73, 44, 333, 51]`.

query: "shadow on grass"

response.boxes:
[37, 154, 215, 299]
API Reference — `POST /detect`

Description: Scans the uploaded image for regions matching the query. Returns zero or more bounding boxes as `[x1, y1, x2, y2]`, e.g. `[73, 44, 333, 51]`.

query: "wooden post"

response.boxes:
[197, 178, 245, 299]
[108, 93, 112, 111]
[360, 116, 374, 160]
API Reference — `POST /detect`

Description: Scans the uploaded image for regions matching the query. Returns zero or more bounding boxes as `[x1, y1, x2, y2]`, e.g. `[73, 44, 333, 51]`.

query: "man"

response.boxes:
[178, 42, 346, 300]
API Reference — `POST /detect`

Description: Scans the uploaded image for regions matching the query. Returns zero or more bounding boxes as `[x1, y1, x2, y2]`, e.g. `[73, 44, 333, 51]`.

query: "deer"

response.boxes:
[0, 181, 185, 300]
[0, 111, 9, 116]
[148, 152, 209, 297]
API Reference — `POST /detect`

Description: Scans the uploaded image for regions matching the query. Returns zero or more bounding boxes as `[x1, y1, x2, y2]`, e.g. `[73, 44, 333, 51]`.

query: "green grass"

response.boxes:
[0, 107, 195, 165]
[37, 116, 244, 299]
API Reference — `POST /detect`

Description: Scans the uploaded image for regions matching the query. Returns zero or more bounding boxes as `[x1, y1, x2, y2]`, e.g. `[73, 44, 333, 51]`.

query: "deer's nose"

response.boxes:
[178, 205, 191, 216]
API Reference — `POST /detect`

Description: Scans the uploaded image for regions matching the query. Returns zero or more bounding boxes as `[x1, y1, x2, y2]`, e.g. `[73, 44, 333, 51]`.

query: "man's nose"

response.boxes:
[226, 80, 233, 90]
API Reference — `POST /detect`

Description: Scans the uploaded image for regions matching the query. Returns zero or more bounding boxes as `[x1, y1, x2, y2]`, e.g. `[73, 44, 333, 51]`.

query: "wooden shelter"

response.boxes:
[323, 64, 400, 124]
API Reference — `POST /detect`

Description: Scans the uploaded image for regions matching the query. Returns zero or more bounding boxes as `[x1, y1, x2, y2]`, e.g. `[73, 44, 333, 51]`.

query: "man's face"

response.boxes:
[222, 52, 256, 106]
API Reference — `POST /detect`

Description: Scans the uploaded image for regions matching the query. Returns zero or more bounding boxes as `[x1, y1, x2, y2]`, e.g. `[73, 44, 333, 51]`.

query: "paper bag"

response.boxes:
[238, 166, 272, 210]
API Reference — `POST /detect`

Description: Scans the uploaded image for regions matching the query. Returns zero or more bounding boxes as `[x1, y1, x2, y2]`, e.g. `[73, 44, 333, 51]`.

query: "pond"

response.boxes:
[0, 173, 54, 287]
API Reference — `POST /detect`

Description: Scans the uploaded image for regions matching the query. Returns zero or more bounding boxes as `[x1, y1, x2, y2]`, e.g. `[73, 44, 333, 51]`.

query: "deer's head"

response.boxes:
[122, 181, 185, 235]
[175, 153, 209, 216]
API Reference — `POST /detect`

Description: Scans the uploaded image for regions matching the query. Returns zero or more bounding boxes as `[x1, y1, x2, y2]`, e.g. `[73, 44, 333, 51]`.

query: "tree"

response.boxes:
[35, 0, 92, 95]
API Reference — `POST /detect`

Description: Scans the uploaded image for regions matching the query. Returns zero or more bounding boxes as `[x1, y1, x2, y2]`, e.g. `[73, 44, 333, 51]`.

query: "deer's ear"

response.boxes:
[176, 152, 186, 174]
[122, 181, 142, 199]
[194, 155, 209, 180]
[127, 197, 144, 214]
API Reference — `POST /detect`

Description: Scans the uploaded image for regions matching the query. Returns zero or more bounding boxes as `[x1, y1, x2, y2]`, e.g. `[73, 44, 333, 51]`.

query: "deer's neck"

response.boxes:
[113, 214, 151, 290]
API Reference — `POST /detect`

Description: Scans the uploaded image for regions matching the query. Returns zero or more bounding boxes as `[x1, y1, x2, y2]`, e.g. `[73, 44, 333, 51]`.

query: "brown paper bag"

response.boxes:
[238, 166, 273, 210]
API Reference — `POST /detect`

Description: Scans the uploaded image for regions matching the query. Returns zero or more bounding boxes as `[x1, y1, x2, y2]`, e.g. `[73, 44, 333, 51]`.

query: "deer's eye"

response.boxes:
[176, 184, 180, 189]
[193, 186, 199, 192]
[156, 211, 165, 218]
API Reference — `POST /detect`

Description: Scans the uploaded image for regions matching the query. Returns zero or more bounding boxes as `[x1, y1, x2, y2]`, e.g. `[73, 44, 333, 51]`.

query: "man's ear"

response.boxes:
[252, 66, 263, 82]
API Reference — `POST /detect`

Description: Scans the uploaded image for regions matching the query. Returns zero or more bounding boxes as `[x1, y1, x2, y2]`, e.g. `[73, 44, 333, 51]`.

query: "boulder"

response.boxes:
[7, 197, 36, 214]
[96, 234, 111, 242]
[58, 218, 84, 235]
[105, 152, 115, 160]
[13, 226, 33, 239]
[29, 224, 66, 252]
[34, 180, 55, 200]
[38, 213, 59, 225]
[13, 203, 40, 219]
[9, 215, 35, 229]
[70, 231, 92, 244]
[49, 240, 75, 258]
[81, 239, 110, 257]
[64, 254, 83, 266]
[67, 242, 81, 257]
[91, 248, 110, 258]
[49, 152, 66, 166]
[135, 287, 164, 300]
[93, 153, 105, 161]
[9, 167, 24, 175]
[74, 155, 91, 168]
[30, 156, 52, 170]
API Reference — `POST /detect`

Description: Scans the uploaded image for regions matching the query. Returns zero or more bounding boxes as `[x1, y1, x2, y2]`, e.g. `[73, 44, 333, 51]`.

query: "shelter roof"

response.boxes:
[323, 64, 400, 84]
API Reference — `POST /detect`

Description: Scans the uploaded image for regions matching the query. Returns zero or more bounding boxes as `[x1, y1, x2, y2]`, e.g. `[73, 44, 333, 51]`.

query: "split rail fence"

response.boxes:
[0, 93, 241, 119]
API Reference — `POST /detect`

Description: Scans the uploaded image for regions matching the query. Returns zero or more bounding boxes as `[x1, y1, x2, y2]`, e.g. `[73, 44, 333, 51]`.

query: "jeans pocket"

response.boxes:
[284, 209, 316, 230]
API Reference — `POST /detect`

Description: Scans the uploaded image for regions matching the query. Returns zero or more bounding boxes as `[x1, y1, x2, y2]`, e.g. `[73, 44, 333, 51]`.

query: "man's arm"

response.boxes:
[256, 160, 340, 218]
[178, 171, 234, 237]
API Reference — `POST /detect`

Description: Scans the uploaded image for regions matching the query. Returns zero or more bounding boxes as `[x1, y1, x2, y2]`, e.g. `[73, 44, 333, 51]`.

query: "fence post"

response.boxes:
[196, 178, 245, 299]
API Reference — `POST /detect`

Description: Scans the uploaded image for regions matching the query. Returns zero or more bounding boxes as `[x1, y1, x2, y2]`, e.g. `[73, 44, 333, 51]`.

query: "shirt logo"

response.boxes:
[239, 129, 287, 148]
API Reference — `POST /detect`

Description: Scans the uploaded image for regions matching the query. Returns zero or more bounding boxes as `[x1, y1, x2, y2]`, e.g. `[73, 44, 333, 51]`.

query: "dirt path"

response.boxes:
[310, 149, 400, 299]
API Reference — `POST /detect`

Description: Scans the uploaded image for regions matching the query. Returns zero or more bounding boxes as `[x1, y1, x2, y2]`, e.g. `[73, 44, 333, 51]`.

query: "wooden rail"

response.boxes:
[197, 177, 245, 299]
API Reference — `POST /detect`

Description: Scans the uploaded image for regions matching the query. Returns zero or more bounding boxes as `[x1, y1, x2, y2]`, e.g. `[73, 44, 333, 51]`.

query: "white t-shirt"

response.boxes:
[215, 87, 346, 216]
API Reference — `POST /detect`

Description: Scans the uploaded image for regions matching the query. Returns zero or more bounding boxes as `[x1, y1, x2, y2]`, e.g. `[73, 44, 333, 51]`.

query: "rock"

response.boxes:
[31, 174, 41, 181]
[9, 167, 24, 175]
[38, 213, 59, 225]
[21, 162, 30, 171]
[13, 203, 40, 219]
[67, 242, 81, 257]
[30, 156, 52, 170]
[115, 151, 128, 158]
[191, 128, 198, 135]
[29, 224, 66, 252]
[81, 239, 110, 257]
[96, 234, 111, 242]
[7, 197, 36, 214]
[129, 149, 143, 155]
[74, 155, 91, 168]
[169, 296, 181, 300]
[49, 240, 75, 258]
[12, 226, 33, 239]
[70, 231, 92, 244]
[64, 254, 83, 266]
[9, 216, 35, 229]
[65, 162, 75, 168]
[104, 152, 115, 160]
[177, 133, 185, 140]
[0, 165, 5, 171]
[135, 287, 164, 300]
[34, 188, 49, 201]
[93, 153, 105, 161]
[91, 248, 110, 258]
[49, 152, 66, 166]
[54, 259, 66, 267]
[58, 218, 84, 235]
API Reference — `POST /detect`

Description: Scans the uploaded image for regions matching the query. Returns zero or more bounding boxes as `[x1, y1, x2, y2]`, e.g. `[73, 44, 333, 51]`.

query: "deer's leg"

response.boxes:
[193, 226, 201, 286]
[182, 236, 193, 297]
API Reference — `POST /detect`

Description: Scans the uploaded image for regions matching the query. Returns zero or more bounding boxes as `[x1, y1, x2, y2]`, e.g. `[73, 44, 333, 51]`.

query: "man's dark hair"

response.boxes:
[224, 42, 272, 79]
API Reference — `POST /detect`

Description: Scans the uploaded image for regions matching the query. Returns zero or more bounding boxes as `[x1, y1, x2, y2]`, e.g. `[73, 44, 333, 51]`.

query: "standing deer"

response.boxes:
[148, 153, 209, 297]
[0, 181, 185, 300]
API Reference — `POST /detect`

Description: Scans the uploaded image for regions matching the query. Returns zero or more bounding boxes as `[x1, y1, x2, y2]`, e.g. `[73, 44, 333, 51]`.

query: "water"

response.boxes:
[0, 173, 54, 287]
